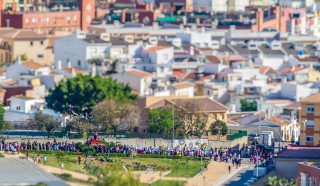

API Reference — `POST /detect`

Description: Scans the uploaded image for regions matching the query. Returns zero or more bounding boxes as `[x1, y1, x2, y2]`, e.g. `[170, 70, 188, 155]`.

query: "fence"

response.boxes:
[227, 130, 247, 141]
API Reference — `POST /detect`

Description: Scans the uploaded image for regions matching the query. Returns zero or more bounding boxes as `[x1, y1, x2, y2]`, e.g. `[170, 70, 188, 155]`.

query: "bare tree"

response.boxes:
[174, 100, 209, 138]
[28, 112, 61, 138]
[92, 99, 139, 135]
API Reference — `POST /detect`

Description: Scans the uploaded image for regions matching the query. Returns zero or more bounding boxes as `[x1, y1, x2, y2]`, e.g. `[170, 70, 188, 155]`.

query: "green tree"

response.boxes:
[46, 75, 137, 120]
[148, 107, 176, 137]
[28, 112, 61, 138]
[0, 104, 6, 132]
[210, 120, 228, 139]
[92, 99, 139, 135]
[265, 176, 297, 186]
[78, 143, 95, 164]
[20, 54, 28, 61]
[96, 162, 143, 186]
[240, 99, 257, 112]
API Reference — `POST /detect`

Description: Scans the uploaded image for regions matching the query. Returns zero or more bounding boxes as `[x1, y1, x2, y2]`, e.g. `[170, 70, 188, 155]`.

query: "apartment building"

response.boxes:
[0, 28, 53, 65]
[300, 93, 320, 146]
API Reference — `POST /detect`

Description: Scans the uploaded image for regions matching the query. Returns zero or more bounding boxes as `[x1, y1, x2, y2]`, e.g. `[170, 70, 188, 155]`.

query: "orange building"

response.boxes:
[0, 0, 96, 33]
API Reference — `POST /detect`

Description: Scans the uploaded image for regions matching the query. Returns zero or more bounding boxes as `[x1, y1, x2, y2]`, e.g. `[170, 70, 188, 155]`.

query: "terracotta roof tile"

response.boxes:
[128, 69, 153, 78]
[205, 55, 220, 64]
[146, 46, 171, 52]
[267, 116, 291, 126]
[170, 81, 195, 89]
[300, 93, 320, 104]
[62, 67, 87, 75]
[170, 97, 228, 112]
[22, 60, 46, 70]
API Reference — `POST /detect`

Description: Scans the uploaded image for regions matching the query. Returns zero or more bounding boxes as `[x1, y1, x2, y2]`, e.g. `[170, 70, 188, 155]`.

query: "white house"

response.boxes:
[6, 60, 51, 81]
[280, 82, 319, 101]
[142, 45, 174, 78]
[169, 81, 195, 97]
[9, 95, 43, 114]
[112, 69, 153, 96]
[54, 31, 111, 71]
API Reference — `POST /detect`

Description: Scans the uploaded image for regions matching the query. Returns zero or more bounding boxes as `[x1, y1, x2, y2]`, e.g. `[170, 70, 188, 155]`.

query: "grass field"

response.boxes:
[28, 152, 86, 173]
[26, 151, 203, 178]
[150, 180, 185, 186]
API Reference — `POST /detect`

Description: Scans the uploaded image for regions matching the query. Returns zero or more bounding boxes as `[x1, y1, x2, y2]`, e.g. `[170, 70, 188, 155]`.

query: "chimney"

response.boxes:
[152, 22, 159, 30]
[71, 68, 76, 77]
[179, 24, 184, 30]
[16, 55, 21, 64]
[189, 46, 194, 55]
[91, 63, 96, 77]
[100, 33, 110, 42]
[201, 26, 205, 33]
[56, 60, 62, 70]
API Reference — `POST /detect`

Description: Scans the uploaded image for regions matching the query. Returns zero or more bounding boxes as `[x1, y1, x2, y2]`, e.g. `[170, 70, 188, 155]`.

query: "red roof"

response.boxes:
[275, 145, 320, 159]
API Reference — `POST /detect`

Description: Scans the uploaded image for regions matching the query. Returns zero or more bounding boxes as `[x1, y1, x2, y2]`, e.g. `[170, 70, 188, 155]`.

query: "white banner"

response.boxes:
[173, 139, 208, 149]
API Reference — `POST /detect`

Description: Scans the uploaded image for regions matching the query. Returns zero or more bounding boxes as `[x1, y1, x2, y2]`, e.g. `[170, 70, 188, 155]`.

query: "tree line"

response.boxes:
[1, 74, 227, 139]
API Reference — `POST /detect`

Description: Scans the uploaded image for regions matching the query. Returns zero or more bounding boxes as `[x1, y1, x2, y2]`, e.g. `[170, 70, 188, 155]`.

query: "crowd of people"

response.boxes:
[0, 137, 276, 169]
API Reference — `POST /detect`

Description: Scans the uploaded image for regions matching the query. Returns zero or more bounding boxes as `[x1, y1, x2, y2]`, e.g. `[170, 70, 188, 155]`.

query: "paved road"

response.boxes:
[221, 159, 256, 186]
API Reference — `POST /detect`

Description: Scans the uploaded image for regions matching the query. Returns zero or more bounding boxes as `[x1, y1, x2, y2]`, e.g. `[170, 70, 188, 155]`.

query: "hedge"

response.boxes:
[19, 150, 208, 161]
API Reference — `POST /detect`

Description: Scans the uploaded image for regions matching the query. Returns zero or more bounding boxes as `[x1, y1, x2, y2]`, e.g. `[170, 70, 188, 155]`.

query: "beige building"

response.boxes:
[133, 96, 228, 133]
[300, 93, 320, 146]
[0, 28, 53, 65]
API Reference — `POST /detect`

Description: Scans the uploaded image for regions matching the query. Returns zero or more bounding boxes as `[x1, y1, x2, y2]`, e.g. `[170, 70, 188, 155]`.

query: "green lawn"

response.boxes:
[26, 151, 202, 178]
[0, 153, 4, 158]
[28, 152, 86, 173]
[150, 180, 185, 186]
[114, 157, 202, 178]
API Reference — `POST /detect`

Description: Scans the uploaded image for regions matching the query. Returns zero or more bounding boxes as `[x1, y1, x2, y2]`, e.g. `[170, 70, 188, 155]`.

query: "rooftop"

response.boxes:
[170, 81, 195, 89]
[0, 28, 47, 40]
[12, 95, 35, 100]
[61, 67, 87, 75]
[275, 145, 320, 159]
[22, 60, 46, 70]
[128, 69, 153, 78]
[0, 158, 67, 186]
[300, 93, 320, 104]
[146, 46, 171, 52]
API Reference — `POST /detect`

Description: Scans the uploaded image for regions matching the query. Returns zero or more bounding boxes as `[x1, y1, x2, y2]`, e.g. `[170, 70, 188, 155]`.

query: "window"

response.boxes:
[306, 136, 314, 142]
[207, 90, 210, 95]
[307, 104, 314, 113]
[40, 41, 43, 45]
[37, 54, 43, 59]
[78, 60, 81, 66]
[31, 105, 36, 110]
[16, 106, 21, 111]
[306, 120, 314, 128]
[160, 67, 164, 73]
[163, 54, 168, 61]
[30, 41, 33, 46]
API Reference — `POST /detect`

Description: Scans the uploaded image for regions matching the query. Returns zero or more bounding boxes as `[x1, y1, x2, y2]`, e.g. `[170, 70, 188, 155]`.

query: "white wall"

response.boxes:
[10, 97, 36, 113]
[54, 33, 111, 71]
[170, 87, 194, 97]
[6, 63, 32, 80]
[113, 72, 152, 96]
[261, 57, 285, 70]
[280, 83, 313, 101]
[201, 63, 228, 74]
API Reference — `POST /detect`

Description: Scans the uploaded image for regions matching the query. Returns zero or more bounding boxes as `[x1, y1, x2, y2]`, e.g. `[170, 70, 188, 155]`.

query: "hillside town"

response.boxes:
[0, 0, 320, 186]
